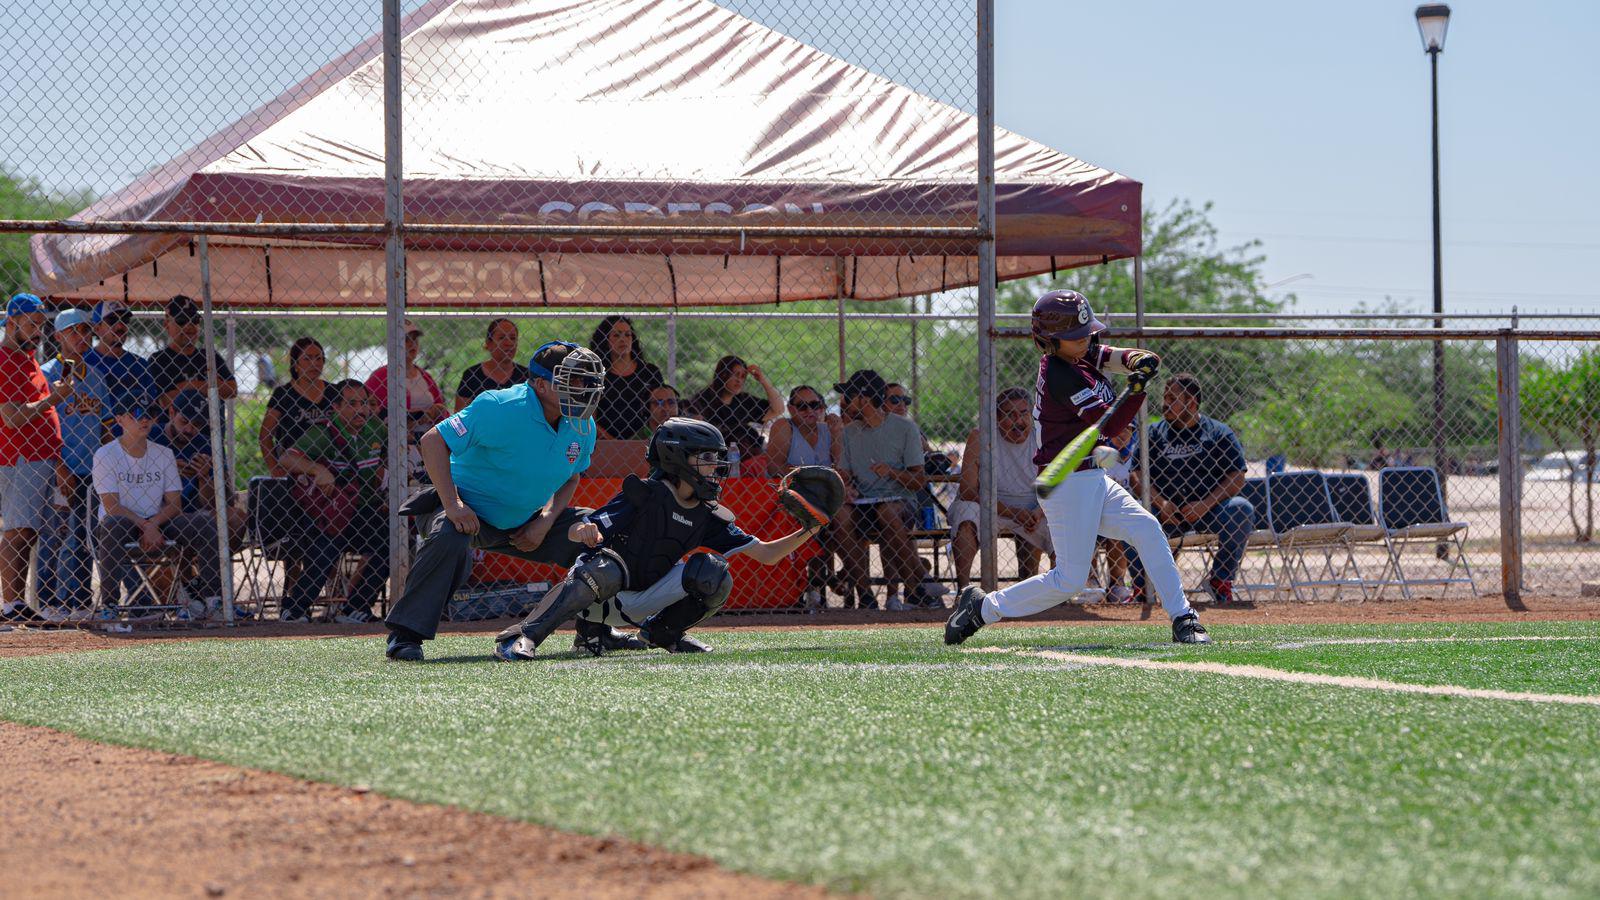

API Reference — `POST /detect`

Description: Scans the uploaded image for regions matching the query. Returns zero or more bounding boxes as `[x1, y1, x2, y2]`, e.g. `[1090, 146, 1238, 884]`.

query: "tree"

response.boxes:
[1521, 351, 1600, 542]
[1231, 351, 1417, 468]
[1, 168, 95, 299]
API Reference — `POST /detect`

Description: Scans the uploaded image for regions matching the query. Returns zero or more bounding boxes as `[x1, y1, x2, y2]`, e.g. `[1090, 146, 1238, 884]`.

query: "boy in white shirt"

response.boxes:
[92, 398, 221, 611]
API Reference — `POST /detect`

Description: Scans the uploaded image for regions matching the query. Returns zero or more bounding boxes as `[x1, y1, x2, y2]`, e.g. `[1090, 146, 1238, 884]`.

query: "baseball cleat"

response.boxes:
[1172, 613, 1212, 644]
[944, 586, 988, 646]
[494, 635, 540, 661]
[573, 621, 649, 656]
[385, 634, 424, 662]
[661, 633, 712, 653]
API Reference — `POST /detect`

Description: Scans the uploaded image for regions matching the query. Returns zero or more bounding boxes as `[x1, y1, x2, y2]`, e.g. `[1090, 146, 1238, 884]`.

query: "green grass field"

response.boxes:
[2, 620, 1599, 898]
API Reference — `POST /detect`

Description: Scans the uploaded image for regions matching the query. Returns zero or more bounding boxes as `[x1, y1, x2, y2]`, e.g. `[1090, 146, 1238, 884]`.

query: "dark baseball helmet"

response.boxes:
[647, 417, 730, 502]
[1031, 289, 1106, 348]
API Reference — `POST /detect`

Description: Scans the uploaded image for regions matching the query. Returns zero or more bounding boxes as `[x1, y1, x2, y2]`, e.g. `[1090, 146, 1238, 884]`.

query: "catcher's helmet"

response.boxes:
[648, 417, 730, 502]
[1031, 289, 1106, 349]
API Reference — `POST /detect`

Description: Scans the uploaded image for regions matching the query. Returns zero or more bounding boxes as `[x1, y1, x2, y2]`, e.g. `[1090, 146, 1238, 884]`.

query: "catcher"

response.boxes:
[493, 416, 842, 659]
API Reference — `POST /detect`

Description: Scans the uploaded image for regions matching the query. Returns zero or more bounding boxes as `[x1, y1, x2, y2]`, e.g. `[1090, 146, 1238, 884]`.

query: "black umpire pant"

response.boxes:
[384, 506, 590, 641]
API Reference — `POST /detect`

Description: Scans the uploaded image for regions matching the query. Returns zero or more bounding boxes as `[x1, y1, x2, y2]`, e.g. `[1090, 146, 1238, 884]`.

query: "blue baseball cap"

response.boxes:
[7, 293, 45, 318]
[110, 395, 154, 419]
[54, 308, 92, 332]
[92, 300, 132, 324]
[171, 389, 209, 424]
[529, 341, 579, 380]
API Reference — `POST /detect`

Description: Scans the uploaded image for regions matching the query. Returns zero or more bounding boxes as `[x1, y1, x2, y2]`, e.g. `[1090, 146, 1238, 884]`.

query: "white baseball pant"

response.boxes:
[980, 468, 1192, 624]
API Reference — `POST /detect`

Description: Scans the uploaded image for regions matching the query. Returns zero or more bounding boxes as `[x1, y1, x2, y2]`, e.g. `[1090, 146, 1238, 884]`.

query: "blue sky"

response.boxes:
[3, 0, 1595, 315]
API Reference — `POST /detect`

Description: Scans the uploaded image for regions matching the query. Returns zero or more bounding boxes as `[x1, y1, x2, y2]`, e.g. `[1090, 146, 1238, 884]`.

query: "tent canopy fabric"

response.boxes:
[32, 0, 1141, 308]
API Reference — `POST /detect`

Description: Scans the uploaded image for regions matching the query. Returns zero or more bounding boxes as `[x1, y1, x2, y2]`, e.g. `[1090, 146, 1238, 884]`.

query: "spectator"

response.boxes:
[950, 387, 1055, 589]
[255, 352, 279, 393]
[688, 355, 782, 466]
[589, 315, 663, 440]
[148, 294, 236, 411]
[0, 295, 76, 623]
[92, 397, 221, 614]
[259, 337, 333, 477]
[766, 384, 855, 609]
[277, 379, 390, 624]
[641, 384, 680, 438]
[156, 390, 246, 534]
[38, 308, 106, 614]
[365, 318, 449, 438]
[832, 369, 935, 610]
[880, 381, 945, 606]
[82, 300, 153, 412]
[1128, 373, 1253, 605]
[454, 317, 529, 410]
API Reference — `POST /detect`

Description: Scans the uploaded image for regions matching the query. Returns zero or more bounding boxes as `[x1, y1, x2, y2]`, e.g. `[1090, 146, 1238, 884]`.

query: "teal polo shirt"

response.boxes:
[438, 383, 594, 531]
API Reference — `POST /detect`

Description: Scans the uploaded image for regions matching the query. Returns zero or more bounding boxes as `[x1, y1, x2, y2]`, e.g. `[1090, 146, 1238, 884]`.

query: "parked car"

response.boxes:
[1527, 450, 1599, 482]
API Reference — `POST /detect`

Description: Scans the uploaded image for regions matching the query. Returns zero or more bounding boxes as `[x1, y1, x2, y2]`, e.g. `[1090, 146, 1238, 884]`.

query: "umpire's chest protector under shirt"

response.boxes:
[437, 383, 594, 531]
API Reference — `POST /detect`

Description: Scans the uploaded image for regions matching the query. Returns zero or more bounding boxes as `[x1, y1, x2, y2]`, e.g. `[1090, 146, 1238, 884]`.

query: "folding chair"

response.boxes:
[242, 477, 297, 616]
[1326, 473, 1407, 600]
[1234, 477, 1282, 602]
[1167, 530, 1219, 600]
[117, 539, 189, 617]
[1266, 471, 1367, 601]
[1377, 466, 1478, 597]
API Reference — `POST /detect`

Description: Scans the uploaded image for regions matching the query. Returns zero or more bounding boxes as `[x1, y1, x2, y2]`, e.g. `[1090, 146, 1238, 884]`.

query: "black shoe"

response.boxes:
[856, 592, 879, 611]
[573, 621, 649, 656]
[0, 603, 40, 624]
[1172, 613, 1212, 645]
[385, 633, 425, 661]
[944, 586, 987, 646]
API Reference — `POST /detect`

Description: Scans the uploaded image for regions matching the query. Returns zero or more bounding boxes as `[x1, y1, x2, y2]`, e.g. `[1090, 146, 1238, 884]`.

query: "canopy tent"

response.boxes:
[32, 0, 1141, 308]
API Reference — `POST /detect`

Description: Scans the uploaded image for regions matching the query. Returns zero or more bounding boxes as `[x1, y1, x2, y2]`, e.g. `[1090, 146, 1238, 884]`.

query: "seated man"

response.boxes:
[1129, 373, 1253, 604]
[277, 379, 390, 623]
[92, 398, 221, 611]
[157, 389, 246, 534]
[832, 369, 935, 610]
[950, 387, 1055, 589]
[492, 417, 826, 658]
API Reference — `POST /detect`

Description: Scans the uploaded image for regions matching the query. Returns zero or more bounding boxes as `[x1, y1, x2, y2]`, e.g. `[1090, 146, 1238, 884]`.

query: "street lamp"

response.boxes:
[1416, 3, 1450, 495]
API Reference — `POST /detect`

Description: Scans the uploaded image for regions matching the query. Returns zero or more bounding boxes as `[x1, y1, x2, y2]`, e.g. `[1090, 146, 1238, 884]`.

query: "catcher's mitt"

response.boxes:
[777, 466, 845, 529]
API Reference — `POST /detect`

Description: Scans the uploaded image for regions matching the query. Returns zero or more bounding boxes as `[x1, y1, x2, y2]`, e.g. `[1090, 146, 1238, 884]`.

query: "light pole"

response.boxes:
[1416, 4, 1450, 495]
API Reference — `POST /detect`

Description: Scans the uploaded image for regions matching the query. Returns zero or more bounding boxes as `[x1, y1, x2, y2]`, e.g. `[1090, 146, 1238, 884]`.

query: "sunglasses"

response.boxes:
[792, 400, 824, 411]
[886, 395, 913, 406]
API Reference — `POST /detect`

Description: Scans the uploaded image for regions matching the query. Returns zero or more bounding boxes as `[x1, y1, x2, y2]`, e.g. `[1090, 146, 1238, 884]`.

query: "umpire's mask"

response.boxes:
[531, 342, 607, 433]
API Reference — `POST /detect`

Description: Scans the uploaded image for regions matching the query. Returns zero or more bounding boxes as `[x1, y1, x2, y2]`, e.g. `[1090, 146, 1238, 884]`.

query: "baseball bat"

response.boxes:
[1034, 385, 1135, 499]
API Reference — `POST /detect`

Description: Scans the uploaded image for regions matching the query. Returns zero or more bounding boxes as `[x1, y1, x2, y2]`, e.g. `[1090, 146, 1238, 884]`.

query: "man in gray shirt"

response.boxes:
[833, 369, 932, 609]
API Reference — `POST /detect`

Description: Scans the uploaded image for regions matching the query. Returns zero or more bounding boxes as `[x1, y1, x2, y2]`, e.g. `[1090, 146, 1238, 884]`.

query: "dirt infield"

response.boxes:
[0, 722, 830, 899]
[1, 594, 1594, 898]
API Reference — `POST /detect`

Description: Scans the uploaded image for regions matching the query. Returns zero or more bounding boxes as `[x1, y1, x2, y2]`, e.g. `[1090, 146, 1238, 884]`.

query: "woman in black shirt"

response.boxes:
[258, 336, 334, 477]
[688, 354, 783, 464]
[454, 317, 531, 410]
[589, 315, 663, 439]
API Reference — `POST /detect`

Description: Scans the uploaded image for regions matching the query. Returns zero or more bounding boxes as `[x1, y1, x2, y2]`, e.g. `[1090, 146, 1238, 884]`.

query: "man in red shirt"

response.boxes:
[0, 294, 75, 621]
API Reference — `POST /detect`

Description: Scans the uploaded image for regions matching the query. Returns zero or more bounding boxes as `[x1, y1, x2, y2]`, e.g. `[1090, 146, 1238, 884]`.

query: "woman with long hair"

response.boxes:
[688, 354, 782, 465]
[588, 315, 662, 439]
[258, 336, 333, 477]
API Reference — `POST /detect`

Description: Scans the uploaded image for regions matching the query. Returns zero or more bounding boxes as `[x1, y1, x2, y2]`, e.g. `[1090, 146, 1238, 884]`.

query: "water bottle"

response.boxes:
[919, 505, 937, 530]
[727, 445, 741, 478]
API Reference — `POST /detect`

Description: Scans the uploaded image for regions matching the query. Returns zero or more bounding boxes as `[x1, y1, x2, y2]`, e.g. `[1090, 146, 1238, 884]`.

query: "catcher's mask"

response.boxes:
[649, 417, 730, 502]
[530, 341, 606, 432]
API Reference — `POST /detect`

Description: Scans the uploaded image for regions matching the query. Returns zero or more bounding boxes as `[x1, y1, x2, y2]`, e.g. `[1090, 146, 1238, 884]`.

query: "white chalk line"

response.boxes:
[968, 646, 1600, 707]
[1260, 634, 1597, 650]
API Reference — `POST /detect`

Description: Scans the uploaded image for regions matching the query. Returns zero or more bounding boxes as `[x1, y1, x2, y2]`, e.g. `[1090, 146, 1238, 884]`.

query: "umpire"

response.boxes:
[384, 341, 606, 661]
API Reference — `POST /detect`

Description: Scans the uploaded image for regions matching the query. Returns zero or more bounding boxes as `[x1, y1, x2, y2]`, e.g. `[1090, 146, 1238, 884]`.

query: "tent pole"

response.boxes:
[197, 236, 236, 625]
[836, 295, 846, 384]
[383, 0, 409, 605]
[1134, 254, 1150, 508]
[976, 0, 998, 593]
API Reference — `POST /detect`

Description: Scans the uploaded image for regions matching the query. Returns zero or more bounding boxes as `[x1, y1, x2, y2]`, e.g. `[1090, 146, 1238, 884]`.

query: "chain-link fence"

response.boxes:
[3, 0, 1596, 630]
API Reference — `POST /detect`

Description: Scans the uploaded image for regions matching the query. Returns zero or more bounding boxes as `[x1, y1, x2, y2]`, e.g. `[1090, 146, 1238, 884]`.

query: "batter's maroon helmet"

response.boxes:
[1031, 289, 1106, 347]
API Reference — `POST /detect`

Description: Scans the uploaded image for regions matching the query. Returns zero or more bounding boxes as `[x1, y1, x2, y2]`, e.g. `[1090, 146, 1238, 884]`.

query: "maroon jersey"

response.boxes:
[1032, 344, 1146, 468]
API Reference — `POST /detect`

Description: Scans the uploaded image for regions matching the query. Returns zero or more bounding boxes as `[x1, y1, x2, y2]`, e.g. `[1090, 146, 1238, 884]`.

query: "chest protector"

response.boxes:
[609, 475, 733, 589]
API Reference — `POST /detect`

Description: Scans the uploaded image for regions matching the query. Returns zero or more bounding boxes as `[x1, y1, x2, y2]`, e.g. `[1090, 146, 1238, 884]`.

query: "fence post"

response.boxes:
[1134, 255, 1150, 508]
[975, 0, 998, 592]
[197, 236, 236, 624]
[1496, 330, 1522, 602]
[382, 0, 410, 602]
